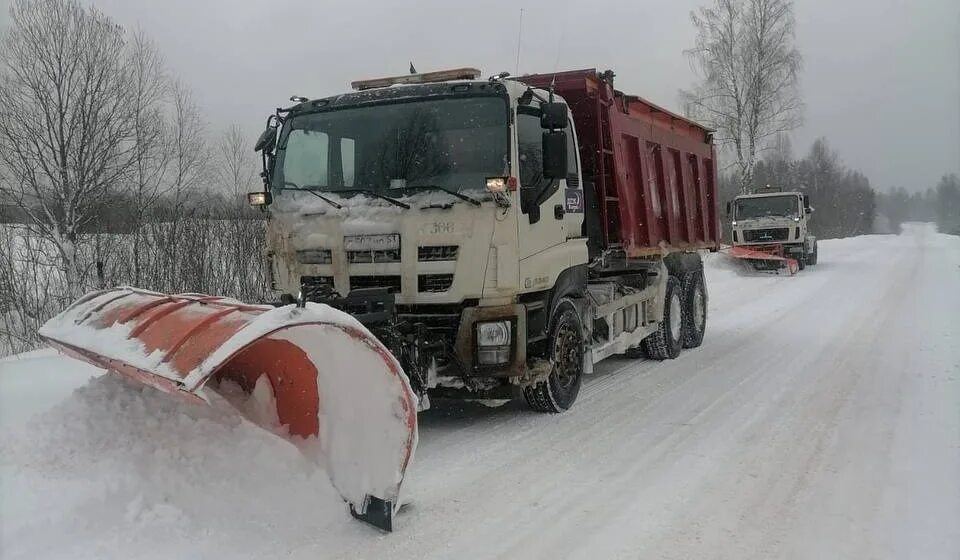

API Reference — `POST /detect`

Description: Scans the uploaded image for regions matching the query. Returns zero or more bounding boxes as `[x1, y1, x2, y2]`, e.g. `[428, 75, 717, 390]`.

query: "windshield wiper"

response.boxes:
[401, 185, 482, 207]
[281, 182, 343, 209]
[336, 189, 410, 209]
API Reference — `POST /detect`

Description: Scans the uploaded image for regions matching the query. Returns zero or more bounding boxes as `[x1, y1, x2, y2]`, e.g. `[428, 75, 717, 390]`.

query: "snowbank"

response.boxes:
[0, 374, 348, 560]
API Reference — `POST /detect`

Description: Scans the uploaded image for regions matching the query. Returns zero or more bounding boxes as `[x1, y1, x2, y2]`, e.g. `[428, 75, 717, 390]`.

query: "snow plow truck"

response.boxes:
[39, 67, 720, 531]
[726, 187, 818, 273]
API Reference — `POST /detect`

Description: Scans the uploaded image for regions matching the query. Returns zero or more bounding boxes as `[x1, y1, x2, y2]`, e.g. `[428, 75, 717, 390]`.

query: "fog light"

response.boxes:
[477, 321, 511, 365]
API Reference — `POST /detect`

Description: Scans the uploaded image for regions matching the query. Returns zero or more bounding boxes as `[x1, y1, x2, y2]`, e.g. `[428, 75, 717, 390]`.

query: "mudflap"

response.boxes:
[38, 287, 418, 532]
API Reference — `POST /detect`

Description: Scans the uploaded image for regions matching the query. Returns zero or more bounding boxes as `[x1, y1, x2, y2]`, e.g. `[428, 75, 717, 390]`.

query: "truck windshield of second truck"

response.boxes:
[735, 196, 800, 219]
[273, 96, 509, 196]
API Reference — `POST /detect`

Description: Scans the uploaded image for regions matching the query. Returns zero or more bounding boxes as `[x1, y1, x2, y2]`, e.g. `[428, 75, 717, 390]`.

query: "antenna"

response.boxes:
[548, 0, 572, 98]
[515, 8, 524, 76]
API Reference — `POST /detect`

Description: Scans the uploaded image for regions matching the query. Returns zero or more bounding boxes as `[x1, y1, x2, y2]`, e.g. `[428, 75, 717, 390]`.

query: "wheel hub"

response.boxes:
[693, 288, 705, 331]
[553, 322, 582, 389]
[669, 293, 682, 341]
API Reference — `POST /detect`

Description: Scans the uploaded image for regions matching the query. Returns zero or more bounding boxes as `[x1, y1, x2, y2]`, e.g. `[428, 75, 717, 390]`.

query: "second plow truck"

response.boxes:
[726, 187, 818, 273]
[38, 67, 719, 532]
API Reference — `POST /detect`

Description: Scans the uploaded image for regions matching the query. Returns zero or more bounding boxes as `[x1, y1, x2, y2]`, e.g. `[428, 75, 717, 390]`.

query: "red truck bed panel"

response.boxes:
[518, 69, 720, 256]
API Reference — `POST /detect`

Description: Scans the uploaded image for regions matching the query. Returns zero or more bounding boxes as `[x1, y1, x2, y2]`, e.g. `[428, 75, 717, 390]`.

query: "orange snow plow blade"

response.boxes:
[726, 245, 799, 275]
[38, 287, 417, 532]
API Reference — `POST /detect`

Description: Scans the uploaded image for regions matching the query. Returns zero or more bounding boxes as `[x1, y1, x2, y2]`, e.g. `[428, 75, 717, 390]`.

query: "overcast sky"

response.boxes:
[1, 0, 958, 191]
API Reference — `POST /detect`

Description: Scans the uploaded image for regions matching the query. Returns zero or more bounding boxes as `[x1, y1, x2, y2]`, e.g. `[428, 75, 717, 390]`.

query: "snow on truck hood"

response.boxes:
[271, 190, 491, 243]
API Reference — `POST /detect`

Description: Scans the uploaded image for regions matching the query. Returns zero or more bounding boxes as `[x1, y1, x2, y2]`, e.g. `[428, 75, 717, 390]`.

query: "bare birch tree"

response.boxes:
[127, 29, 171, 285]
[0, 0, 138, 298]
[681, 0, 803, 193]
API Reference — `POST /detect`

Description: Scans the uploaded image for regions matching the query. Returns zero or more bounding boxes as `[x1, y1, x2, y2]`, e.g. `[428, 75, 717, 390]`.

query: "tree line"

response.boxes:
[875, 175, 960, 235]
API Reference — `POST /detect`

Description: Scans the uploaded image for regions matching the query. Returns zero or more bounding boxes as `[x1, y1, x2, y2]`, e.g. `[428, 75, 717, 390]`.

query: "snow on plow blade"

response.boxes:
[726, 245, 799, 274]
[38, 287, 417, 532]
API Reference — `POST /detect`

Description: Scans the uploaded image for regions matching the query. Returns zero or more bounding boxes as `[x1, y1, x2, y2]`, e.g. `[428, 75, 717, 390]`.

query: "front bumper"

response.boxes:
[288, 287, 528, 393]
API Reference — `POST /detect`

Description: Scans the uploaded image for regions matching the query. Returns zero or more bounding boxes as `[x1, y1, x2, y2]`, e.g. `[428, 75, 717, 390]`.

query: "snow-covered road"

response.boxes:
[2, 223, 958, 559]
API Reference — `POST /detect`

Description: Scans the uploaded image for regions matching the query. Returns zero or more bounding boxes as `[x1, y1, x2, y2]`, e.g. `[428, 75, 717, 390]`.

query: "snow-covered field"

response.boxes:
[1, 223, 958, 559]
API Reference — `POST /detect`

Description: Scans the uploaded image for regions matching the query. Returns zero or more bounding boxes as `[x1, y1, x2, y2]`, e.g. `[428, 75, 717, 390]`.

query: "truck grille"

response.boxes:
[296, 249, 332, 264]
[418, 274, 454, 293]
[300, 276, 333, 288]
[396, 304, 464, 344]
[347, 249, 400, 263]
[418, 245, 459, 261]
[350, 275, 401, 293]
[300, 276, 333, 299]
[743, 228, 789, 242]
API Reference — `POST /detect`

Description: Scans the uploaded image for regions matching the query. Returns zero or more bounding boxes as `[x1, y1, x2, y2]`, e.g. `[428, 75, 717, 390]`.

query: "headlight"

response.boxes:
[247, 191, 272, 207]
[477, 321, 510, 346]
[731, 221, 737, 227]
[485, 177, 507, 193]
[486, 176, 517, 193]
[476, 321, 512, 365]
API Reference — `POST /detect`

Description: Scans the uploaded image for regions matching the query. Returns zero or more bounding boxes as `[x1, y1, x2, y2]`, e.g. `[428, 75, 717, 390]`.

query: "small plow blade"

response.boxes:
[39, 287, 417, 532]
[726, 245, 799, 275]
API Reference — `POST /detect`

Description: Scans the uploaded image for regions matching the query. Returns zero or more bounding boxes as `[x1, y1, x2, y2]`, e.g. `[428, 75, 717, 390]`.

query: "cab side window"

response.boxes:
[517, 109, 545, 191]
[566, 119, 578, 181]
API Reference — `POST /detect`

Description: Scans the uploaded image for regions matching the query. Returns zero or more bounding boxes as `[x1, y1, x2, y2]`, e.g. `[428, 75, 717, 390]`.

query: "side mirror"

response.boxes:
[725, 201, 732, 216]
[540, 102, 568, 130]
[542, 131, 568, 179]
[254, 125, 277, 153]
[806, 206, 814, 214]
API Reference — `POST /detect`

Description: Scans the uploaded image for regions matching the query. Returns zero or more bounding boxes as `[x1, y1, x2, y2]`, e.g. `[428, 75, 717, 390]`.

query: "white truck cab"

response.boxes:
[248, 67, 716, 413]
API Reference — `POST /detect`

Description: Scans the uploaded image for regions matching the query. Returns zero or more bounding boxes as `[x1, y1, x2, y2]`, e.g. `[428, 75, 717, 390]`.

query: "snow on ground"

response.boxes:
[1, 223, 958, 559]
[0, 349, 101, 427]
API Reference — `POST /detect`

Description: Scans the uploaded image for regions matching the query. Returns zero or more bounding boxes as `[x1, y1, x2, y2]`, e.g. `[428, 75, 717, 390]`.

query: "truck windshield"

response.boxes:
[273, 96, 508, 195]
[735, 196, 800, 219]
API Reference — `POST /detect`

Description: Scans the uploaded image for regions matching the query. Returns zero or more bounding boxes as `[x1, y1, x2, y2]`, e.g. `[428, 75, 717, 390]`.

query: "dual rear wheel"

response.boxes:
[641, 270, 707, 360]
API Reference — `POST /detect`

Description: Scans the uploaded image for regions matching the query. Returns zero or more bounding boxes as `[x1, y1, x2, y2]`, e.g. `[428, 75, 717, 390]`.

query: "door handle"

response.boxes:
[554, 204, 565, 220]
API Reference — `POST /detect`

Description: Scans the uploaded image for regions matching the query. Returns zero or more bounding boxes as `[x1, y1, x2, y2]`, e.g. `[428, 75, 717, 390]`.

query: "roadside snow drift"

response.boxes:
[35, 288, 418, 524]
[1, 373, 349, 559]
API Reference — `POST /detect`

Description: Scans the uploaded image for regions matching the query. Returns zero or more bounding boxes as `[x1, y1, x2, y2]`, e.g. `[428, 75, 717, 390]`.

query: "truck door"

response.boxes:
[516, 104, 575, 259]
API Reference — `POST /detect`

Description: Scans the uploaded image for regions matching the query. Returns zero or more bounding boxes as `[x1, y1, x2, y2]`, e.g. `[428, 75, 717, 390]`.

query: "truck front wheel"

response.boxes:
[642, 275, 683, 360]
[524, 299, 584, 413]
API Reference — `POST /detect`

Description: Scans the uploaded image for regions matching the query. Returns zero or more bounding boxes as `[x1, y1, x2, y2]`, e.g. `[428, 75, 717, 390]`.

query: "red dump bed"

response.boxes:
[519, 69, 720, 256]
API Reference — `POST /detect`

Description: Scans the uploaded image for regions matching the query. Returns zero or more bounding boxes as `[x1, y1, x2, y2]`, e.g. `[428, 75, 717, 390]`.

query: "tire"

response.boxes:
[797, 255, 806, 271]
[524, 298, 585, 413]
[642, 275, 683, 360]
[680, 271, 707, 348]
